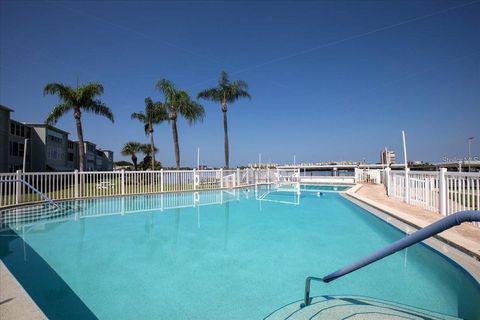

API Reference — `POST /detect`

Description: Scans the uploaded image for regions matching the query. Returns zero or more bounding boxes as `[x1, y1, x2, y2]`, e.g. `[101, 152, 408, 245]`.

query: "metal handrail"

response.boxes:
[0, 179, 60, 209]
[301, 210, 480, 308]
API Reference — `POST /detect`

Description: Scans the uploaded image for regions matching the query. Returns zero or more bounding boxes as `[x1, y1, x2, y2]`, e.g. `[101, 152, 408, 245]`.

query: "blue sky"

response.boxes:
[1, 0, 479, 167]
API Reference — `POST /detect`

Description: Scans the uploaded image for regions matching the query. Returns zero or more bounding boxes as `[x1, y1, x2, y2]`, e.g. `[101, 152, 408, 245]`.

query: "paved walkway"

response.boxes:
[346, 183, 480, 260]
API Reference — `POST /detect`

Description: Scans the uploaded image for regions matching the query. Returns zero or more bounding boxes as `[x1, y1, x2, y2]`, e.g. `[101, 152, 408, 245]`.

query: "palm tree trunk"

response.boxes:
[171, 119, 180, 169]
[149, 130, 156, 170]
[74, 108, 85, 171]
[132, 155, 138, 171]
[223, 109, 229, 169]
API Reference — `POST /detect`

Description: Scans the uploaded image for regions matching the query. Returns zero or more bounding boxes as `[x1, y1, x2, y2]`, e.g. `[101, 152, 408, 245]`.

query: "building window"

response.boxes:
[47, 146, 64, 160]
[68, 153, 74, 161]
[10, 123, 30, 138]
[48, 134, 62, 143]
[9, 141, 24, 157]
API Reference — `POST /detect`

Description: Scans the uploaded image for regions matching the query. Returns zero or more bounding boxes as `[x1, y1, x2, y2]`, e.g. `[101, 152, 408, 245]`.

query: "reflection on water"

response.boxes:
[0, 186, 308, 231]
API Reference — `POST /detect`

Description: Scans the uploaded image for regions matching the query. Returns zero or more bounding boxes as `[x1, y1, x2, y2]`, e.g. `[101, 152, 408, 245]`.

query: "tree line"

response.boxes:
[43, 71, 250, 171]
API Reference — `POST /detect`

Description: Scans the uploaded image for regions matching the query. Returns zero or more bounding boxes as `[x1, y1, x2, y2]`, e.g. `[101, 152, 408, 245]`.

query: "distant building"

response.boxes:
[380, 149, 396, 165]
[0, 105, 114, 172]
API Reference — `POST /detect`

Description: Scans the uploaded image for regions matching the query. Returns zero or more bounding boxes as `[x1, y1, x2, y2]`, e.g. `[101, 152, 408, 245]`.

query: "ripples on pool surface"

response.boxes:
[1, 187, 479, 320]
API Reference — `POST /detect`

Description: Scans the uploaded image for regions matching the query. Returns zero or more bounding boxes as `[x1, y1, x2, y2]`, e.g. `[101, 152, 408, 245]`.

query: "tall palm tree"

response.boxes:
[121, 141, 142, 170]
[131, 97, 168, 170]
[44, 82, 114, 171]
[156, 79, 205, 169]
[197, 71, 250, 168]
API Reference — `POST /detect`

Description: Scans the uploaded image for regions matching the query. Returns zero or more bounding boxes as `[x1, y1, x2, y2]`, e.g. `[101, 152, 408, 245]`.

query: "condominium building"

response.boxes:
[380, 149, 396, 165]
[0, 104, 114, 172]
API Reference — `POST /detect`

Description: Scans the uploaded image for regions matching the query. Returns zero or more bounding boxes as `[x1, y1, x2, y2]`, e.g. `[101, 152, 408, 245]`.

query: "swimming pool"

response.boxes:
[300, 184, 351, 191]
[1, 186, 479, 319]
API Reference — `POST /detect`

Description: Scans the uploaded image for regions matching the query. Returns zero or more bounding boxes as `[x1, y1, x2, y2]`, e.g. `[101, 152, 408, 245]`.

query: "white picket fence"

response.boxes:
[0, 168, 300, 208]
[385, 168, 480, 226]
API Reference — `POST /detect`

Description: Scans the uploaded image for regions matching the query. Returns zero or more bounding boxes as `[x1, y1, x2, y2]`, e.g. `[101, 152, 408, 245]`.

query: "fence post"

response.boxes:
[74, 170, 79, 199]
[220, 168, 224, 188]
[15, 170, 22, 204]
[236, 168, 240, 187]
[404, 168, 410, 204]
[439, 168, 447, 216]
[160, 169, 164, 192]
[384, 167, 391, 195]
[121, 169, 125, 195]
[193, 168, 197, 190]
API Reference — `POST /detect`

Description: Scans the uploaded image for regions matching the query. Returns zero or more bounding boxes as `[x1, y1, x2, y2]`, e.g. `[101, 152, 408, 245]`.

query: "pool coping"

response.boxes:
[341, 189, 480, 283]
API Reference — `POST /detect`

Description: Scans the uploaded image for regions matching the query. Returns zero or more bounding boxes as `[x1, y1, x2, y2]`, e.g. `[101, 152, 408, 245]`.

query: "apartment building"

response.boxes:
[0, 104, 114, 172]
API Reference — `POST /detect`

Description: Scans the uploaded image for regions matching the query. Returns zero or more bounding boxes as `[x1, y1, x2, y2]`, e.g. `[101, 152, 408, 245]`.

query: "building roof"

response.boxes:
[0, 104, 14, 112]
[23, 123, 70, 135]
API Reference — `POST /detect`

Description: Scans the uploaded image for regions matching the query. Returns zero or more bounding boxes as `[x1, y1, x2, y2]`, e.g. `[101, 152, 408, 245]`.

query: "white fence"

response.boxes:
[1, 189, 242, 231]
[386, 168, 480, 226]
[355, 168, 382, 184]
[0, 168, 300, 208]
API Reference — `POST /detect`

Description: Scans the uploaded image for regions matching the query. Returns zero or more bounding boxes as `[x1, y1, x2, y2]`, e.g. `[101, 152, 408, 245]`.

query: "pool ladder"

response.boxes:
[301, 210, 480, 308]
[0, 179, 61, 209]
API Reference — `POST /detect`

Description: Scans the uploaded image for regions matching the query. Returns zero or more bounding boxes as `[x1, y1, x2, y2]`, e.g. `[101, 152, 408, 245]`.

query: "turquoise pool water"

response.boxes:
[300, 184, 350, 191]
[1, 187, 479, 319]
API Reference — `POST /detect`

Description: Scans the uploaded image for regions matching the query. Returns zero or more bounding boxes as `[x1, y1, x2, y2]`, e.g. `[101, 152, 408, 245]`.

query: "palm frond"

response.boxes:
[83, 100, 114, 123]
[181, 99, 205, 125]
[79, 82, 104, 98]
[121, 141, 142, 156]
[155, 79, 176, 102]
[131, 112, 147, 121]
[198, 71, 251, 104]
[43, 83, 75, 103]
[45, 103, 73, 125]
[197, 88, 222, 102]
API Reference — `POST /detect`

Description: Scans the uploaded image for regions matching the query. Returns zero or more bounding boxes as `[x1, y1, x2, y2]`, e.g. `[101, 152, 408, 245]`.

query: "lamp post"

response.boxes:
[468, 137, 474, 172]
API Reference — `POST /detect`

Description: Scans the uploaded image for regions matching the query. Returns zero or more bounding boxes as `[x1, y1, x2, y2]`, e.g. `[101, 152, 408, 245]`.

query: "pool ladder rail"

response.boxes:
[301, 210, 480, 308]
[0, 178, 61, 209]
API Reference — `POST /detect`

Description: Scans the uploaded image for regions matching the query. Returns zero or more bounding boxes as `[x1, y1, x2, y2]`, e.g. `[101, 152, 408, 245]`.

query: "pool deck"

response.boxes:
[0, 261, 46, 320]
[345, 183, 480, 262]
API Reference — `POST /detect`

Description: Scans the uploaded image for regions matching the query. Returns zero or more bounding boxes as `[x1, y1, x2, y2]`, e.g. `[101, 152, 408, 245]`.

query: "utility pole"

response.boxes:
[468, 137, 474, 172]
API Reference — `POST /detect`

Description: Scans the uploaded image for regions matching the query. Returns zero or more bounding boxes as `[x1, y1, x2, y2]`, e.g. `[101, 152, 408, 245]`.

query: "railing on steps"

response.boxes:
[301, 210, 480, 308]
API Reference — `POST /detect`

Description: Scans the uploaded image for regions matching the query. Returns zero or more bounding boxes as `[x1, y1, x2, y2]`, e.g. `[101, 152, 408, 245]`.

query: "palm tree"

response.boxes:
[121, 141, 142, 170]
[131, 97, 168, 170]
[155, 79, 205, 169]
[197, 71, 250, 168]
[44, 82, 114, 171]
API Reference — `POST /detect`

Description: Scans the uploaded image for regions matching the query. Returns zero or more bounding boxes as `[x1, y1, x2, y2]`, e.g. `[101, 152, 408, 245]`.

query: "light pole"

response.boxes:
[468, 137, 474, 172]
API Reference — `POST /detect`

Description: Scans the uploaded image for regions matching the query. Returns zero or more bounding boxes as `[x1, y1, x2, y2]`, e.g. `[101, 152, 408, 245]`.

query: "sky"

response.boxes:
[1, 0, 479, 167]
